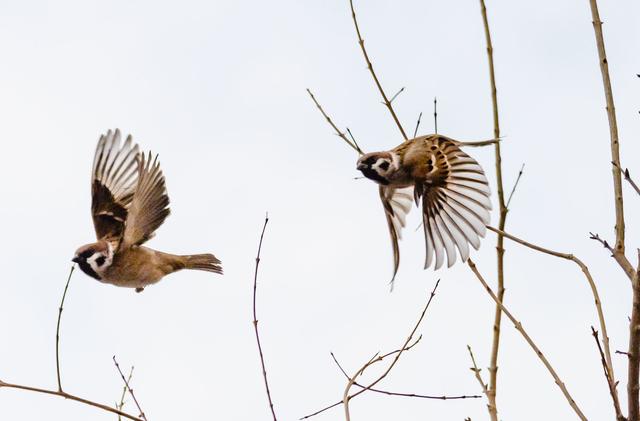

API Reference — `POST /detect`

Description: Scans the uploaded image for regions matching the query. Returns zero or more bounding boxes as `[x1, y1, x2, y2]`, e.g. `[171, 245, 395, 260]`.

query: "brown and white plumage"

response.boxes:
[357, 134, 491, 285]
[73, 129, 222, 292]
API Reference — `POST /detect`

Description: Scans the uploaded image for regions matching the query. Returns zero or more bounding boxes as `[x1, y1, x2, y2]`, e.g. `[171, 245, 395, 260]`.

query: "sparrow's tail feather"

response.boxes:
[182, 254, 223, 274]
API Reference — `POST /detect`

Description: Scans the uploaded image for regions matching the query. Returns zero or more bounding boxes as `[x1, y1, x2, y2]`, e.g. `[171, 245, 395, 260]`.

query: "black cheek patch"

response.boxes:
[96, 256, 106, 266]
[78, 261, 101, 280]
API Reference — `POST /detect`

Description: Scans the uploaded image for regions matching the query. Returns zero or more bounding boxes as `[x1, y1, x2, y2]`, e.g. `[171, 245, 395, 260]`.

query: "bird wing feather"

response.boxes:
[379, 185, 413, 288]
[120, 151, 171, 249]
[415, 137, 492, 269]
[91, 129, 140, 241]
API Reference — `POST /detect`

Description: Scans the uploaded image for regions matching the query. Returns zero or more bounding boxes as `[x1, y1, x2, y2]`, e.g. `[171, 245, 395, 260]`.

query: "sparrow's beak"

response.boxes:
[71, 256, 80, 264]
[357, 162, 367, 171]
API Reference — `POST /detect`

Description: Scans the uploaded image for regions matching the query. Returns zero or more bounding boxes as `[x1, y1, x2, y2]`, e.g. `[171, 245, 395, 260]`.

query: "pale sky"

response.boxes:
[1, 1, 639, 420]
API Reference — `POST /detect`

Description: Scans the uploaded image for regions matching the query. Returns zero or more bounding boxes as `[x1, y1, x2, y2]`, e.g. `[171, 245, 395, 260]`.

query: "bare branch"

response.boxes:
[591, 327, 626, 420]
[487, 225, 618, 404]
[590, 232, 615, 255]
[349, 0, 408, 140]
[302, 280, 441, 420]
[307, 88, 364, 155]
[612, 162, 640, 197]
[113, 356, 147, 421]
[388, 87, 405, 104]
[56, 265, 75, 392]
[588, 0, 626, 254]
[467, 345, 493, 415]
[253, 214, 278, 421]
[479, 1, 506, 418]
[117, 366, 135, 421]
[330, 352, 480, 401]
[505, 163, 525, 209]
[0, 380, 143, 421]
[413, 112, 423, 138]
[467, 259, 587, 420]
[433, 97, 438, 134]
[342, 281, 441, 420]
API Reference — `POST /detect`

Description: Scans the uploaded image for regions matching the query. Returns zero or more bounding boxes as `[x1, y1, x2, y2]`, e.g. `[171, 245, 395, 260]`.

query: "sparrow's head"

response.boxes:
[356, 152, 399, 185]
[72, 241, 114, 280]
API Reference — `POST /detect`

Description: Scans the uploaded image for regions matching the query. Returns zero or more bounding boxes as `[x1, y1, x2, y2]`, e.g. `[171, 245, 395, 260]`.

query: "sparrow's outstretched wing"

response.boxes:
[120, 151, 170, 248]
[379, 185, 413, 286]
[414, 139, 491, 269]
[91, 129, 140, 241]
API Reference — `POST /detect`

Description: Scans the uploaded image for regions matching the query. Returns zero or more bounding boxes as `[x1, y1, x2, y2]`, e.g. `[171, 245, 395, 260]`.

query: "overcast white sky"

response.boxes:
[1, 0, 639, 420]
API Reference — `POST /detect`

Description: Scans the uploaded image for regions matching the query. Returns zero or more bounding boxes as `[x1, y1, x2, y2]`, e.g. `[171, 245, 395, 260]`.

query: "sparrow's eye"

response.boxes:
[379, 161, 390, 171]
[95, 256, 106, 266]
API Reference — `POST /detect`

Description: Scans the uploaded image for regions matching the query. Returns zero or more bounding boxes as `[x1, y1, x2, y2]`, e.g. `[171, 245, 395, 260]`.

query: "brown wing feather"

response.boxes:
[120, 151, 171, 248]
[414, 137, 491, 269]
[91, 129, 140, 241]
[379, 185, 413, 288]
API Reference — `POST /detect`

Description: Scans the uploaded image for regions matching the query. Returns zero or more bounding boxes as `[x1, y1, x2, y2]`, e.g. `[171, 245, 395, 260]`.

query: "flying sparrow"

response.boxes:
[356, 134, 492, 285]
[73, 129, 222, 292]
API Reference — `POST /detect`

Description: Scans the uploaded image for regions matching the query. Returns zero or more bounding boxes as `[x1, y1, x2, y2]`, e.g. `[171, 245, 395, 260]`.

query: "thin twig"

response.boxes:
[56, 265, 75, 392]
[505, 163, 525, 209]
[413, 112, 423, 138]
[592, 327, 627, 420]
[486, 225, 618, 408]
[0, 380, 143, 421]
[113, 356, 147, 421]
[302, 280, 441, 420]
[612, 162, 640, 197]
[117, 366, 135, 421]
[433, 97, 438, 134]
[349, 0, 408, 140]
[253, 214, 278, 421]
[467, 259, 587, 420]
[330, 352, 480, 400]
[479, 1, 506, 419]
[589, 232, 615, 255]
[307, 89, 364, 155]
[467, 345, 492, 414]
[389, 87, 405, 104]
[346, 128, 363, 156]
[342, 281, 440, 420]
[300, 340, 421, 420]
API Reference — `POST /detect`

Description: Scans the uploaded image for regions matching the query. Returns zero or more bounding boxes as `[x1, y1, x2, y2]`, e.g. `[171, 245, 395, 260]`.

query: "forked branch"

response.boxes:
[467, 259, 587, 420]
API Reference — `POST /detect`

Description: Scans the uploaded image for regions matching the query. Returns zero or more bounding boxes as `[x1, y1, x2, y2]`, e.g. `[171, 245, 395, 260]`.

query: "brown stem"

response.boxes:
[56, 265, 75, 392]
[113, 356, 147, 421]
[487, 225, 619, 412]
[592, 327, 627, 420]
[479, 1, 505, 419]
[0, 380, 143, 421]
[588, 0, 625, 254]
[467, 259, 588, 420]
[349, 0, 408, 141]
[342, 280, 439, 419]
[307, 89, 364, 155]
[117, 366, 135, 421]
[330, 352, 480, 401]
[467, 345, 491, 413]
[253, 214, 278, 421]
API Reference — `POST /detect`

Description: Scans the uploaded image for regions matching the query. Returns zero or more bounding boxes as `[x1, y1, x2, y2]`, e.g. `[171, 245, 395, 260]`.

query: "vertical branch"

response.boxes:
[588, 1, 630, 419]
[349, 0, 408, 140]
[117, 366, 135, 421]
[479, 1, 505, 419]
[253, 214, 278, 421]
[56, 265, 75, 392]
[588, 0, 625, 253]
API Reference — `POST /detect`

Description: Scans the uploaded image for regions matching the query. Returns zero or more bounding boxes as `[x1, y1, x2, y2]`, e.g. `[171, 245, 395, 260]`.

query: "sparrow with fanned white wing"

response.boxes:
[356, 134, 492, 285]
[73, 129, 222, 292]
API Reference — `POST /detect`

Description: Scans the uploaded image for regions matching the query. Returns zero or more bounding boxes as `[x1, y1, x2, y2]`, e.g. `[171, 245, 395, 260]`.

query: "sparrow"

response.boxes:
[356, 134, 491, 285]
[73, 129, 222, 292]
